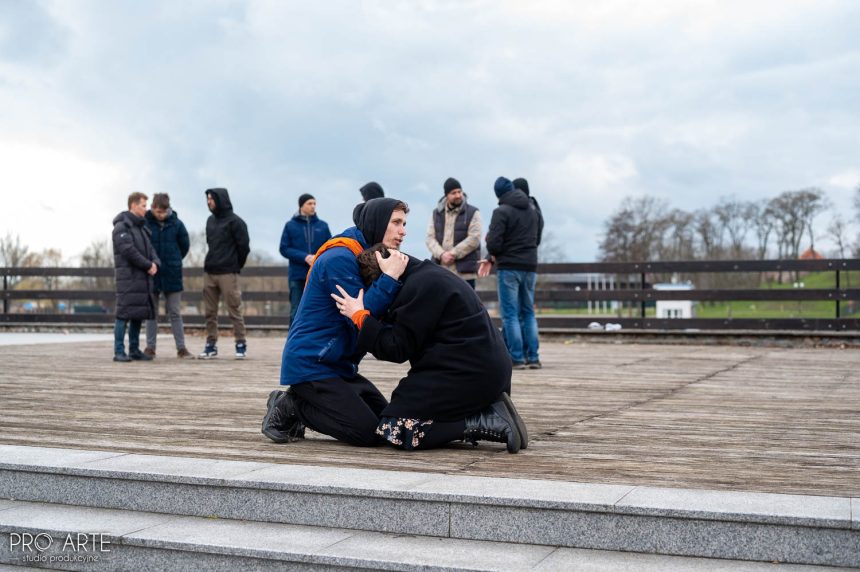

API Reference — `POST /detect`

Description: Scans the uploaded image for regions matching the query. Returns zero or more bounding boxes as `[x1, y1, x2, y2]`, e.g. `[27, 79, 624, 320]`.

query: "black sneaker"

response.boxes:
[262, 389, 305, 443]
[113, 352, 131, 362]
[129, 349, 153, 361]
[512, 361, 527, 370]
[527, 360, 542, 369]
[235, 342, 247, 360]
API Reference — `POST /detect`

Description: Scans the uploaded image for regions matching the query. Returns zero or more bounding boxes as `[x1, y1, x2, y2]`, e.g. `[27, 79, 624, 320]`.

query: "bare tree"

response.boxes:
[538, 231, 565, 263]
[827, 215, 851, 259]
[693, 208, 722, 260]
[184, 230, 208, 267]
[597, 195, 670, 262]
[0, 233, 31, 288]
[79, 239, 114, 290]
[656, 208, 695, 261]
[714, 196, 755, 258]
[750, 200, 774, 260]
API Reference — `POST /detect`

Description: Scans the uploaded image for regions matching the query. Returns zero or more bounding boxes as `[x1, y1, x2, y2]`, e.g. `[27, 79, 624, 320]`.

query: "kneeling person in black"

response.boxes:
[331, 244, 528, 453]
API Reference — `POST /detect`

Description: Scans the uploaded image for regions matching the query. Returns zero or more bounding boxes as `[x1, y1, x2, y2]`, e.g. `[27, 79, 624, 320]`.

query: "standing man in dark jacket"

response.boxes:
[112, 192, 160, 362]
[479, 177, 541, 369]
[200, 187, 250, 360]
[144, 193, 192, 359]
[279, 193, 332, 324]
[425, 177, 482, 289]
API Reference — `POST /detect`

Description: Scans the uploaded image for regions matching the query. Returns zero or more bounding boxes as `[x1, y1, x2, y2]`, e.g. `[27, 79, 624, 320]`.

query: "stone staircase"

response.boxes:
[0, 445, 857, 570]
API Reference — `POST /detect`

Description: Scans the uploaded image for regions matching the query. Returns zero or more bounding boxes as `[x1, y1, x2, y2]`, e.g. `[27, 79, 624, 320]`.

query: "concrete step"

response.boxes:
[0, 445, 858, 568]
[0, 499, 848, 571]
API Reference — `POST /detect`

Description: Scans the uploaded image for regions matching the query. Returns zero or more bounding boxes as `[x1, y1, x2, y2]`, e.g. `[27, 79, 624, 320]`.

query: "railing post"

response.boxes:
[835, 269, 840, 319]
[640, 272, 646, 319]
[3, 272, 7, 314]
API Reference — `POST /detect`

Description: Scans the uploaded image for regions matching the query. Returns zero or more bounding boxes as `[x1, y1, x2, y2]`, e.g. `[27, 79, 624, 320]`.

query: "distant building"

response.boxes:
[653, 282, 695, 319]
[799, 247, 824, 260]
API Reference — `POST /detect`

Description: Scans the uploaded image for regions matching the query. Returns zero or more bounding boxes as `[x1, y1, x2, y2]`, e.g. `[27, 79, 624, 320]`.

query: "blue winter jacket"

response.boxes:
[145, 209, 190, 293]
[280, 226, 401, 385]
[279, 212, 332, 281]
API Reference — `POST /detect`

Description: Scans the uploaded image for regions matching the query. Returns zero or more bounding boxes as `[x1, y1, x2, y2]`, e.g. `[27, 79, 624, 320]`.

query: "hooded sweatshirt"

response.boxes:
[204, 188, 250, 274]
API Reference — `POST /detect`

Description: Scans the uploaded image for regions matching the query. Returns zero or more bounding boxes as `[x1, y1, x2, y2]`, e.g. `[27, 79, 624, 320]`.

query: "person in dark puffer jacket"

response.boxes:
[144, 193, 192, 359]
[279, 193, 332, 325]
[200, 187, 251, 360]
[479, 177, 541, 369]
[112, 192, 160, 362]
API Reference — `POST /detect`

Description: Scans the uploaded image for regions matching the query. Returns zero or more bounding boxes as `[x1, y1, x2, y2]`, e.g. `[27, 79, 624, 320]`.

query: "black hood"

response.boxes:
[205, 188, 233, 216]
[359, 181, 385, 201]
[354, 198, 401, 245]
[498, 189, 530, 210]
[113, 210, 145, 227]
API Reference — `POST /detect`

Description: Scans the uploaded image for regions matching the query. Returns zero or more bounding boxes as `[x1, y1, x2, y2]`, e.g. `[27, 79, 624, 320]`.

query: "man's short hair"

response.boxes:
[151, 193, 170, 210]
[392, 201, 409, 214]
[127, 192, 148, 208]
[356, 243, 390, 286]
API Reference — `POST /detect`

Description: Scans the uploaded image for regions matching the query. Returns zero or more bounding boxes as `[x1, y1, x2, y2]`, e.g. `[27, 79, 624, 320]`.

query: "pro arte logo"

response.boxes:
[9, 532, 111, 565]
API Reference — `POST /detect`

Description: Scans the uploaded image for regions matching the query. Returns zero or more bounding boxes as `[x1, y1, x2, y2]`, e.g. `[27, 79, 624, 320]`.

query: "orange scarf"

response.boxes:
[304, 237, 364, 290]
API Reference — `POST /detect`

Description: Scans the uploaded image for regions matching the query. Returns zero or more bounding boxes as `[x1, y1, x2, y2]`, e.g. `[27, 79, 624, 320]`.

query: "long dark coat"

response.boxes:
[112, 211, 160, 320]
[357, 258, 512, 421]
[145, 209, 190, 293]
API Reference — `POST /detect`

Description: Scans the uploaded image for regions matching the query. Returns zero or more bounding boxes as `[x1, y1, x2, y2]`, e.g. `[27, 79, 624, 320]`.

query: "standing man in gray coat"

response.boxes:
[112, 192, 160, 362]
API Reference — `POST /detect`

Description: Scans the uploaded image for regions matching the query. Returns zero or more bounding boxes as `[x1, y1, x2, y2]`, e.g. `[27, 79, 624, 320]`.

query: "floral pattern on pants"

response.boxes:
[376, 417, 434, 450]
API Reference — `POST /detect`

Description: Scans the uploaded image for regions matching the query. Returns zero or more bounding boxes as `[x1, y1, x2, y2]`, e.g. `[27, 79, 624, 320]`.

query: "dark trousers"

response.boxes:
[290, 375, 388, 446]
[288, 279, 305, 325]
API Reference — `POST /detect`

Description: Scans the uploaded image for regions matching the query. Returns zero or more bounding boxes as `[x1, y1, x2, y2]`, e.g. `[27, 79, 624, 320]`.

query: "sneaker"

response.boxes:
[177, 348, 194, 359]
[143, 347, 156, 358]
[512, 361, 527, 370]
[262, 389, 305, 443]
[113, 352, 131, 362]
[527, 360, 542, 370]
[199, 343, 218, 359]
[129, 349, 153, 361]
[235, 342, 247, 360]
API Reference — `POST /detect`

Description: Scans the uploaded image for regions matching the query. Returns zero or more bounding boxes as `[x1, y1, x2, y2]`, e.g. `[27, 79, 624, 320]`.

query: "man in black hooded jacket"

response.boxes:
[200, 187, 250, 360]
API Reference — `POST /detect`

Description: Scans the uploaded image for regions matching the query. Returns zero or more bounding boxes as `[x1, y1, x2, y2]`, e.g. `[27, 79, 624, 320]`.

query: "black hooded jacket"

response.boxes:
[354, 198, 401, 245]
[112, 211, 160, 320]
[485, 190, 539, 271]
[357, 257, 511, 421]
[204, 188, 250, 274]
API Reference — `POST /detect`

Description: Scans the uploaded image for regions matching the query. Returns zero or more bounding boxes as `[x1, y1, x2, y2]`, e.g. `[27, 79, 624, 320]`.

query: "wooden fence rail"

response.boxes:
[3, 259, 860, 332]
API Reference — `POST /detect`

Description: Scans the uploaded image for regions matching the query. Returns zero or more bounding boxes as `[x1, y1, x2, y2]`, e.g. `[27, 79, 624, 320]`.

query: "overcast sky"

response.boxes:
[1, 0, 858, 263]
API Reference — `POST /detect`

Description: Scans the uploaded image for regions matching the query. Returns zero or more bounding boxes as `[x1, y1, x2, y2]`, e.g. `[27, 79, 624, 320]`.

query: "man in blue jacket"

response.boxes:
[144, 193, 192, 359]
[279, 193, 332, 325]
[263, 197, 409, 446]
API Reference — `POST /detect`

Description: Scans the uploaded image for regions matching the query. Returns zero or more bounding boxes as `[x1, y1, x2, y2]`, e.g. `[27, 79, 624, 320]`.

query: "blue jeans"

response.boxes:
[114, 319, 142, 354]
[497, 269, 540, 364]
[289, 279, 305, 325]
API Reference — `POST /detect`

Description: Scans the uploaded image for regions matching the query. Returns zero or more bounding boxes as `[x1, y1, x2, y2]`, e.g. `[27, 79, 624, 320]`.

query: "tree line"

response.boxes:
[597, 186, 860, 263]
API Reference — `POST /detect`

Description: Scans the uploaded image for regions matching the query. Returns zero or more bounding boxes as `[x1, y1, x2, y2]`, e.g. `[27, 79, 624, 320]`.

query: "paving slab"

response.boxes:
[0, 501, 175, 536]
[0, 445, 123, 469]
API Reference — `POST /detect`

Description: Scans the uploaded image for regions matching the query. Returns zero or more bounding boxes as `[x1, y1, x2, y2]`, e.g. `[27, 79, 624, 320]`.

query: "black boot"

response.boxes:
[262, 389, 306, 443]
[464, 399, 522, 453]
[500, 392, 529, 449]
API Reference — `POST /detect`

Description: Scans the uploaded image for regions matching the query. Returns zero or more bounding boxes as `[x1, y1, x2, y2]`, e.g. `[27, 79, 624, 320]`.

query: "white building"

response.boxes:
[653, 282, 695, 319]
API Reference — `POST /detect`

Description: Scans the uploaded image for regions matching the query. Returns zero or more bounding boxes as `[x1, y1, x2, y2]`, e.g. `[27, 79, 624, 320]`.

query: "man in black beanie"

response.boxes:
[263, 198, 411, 447]
[425, 177, 482, 289]
[279, 193, 332, 324]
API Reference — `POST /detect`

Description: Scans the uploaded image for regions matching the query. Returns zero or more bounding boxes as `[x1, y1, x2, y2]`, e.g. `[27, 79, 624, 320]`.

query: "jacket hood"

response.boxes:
[498, 189, 530, 210]
[114, 211, 145, 226]
[337, 225, 370, 249]
[434, 193, 470, 213]
[291, 211, 319, 223]
[205, 187, 233, 216]
[354, 197, 402, 246]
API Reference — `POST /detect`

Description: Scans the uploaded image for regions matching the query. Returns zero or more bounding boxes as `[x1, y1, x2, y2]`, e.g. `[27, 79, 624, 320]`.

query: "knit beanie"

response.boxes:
[512, 178, 530, 196]
[494, 176, 514, 198]
[443, 177, 461, 195]
[359, 181, 385, 201]
[298, 193, 315, 208]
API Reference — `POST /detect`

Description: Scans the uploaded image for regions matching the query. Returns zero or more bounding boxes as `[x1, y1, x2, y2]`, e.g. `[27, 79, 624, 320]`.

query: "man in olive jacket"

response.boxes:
[112, 192, 160, 362]
[200, 187, 250, 360]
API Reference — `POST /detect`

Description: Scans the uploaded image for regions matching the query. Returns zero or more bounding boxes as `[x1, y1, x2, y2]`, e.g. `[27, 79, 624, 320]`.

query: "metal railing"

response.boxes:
[2, 259, 859, 332]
